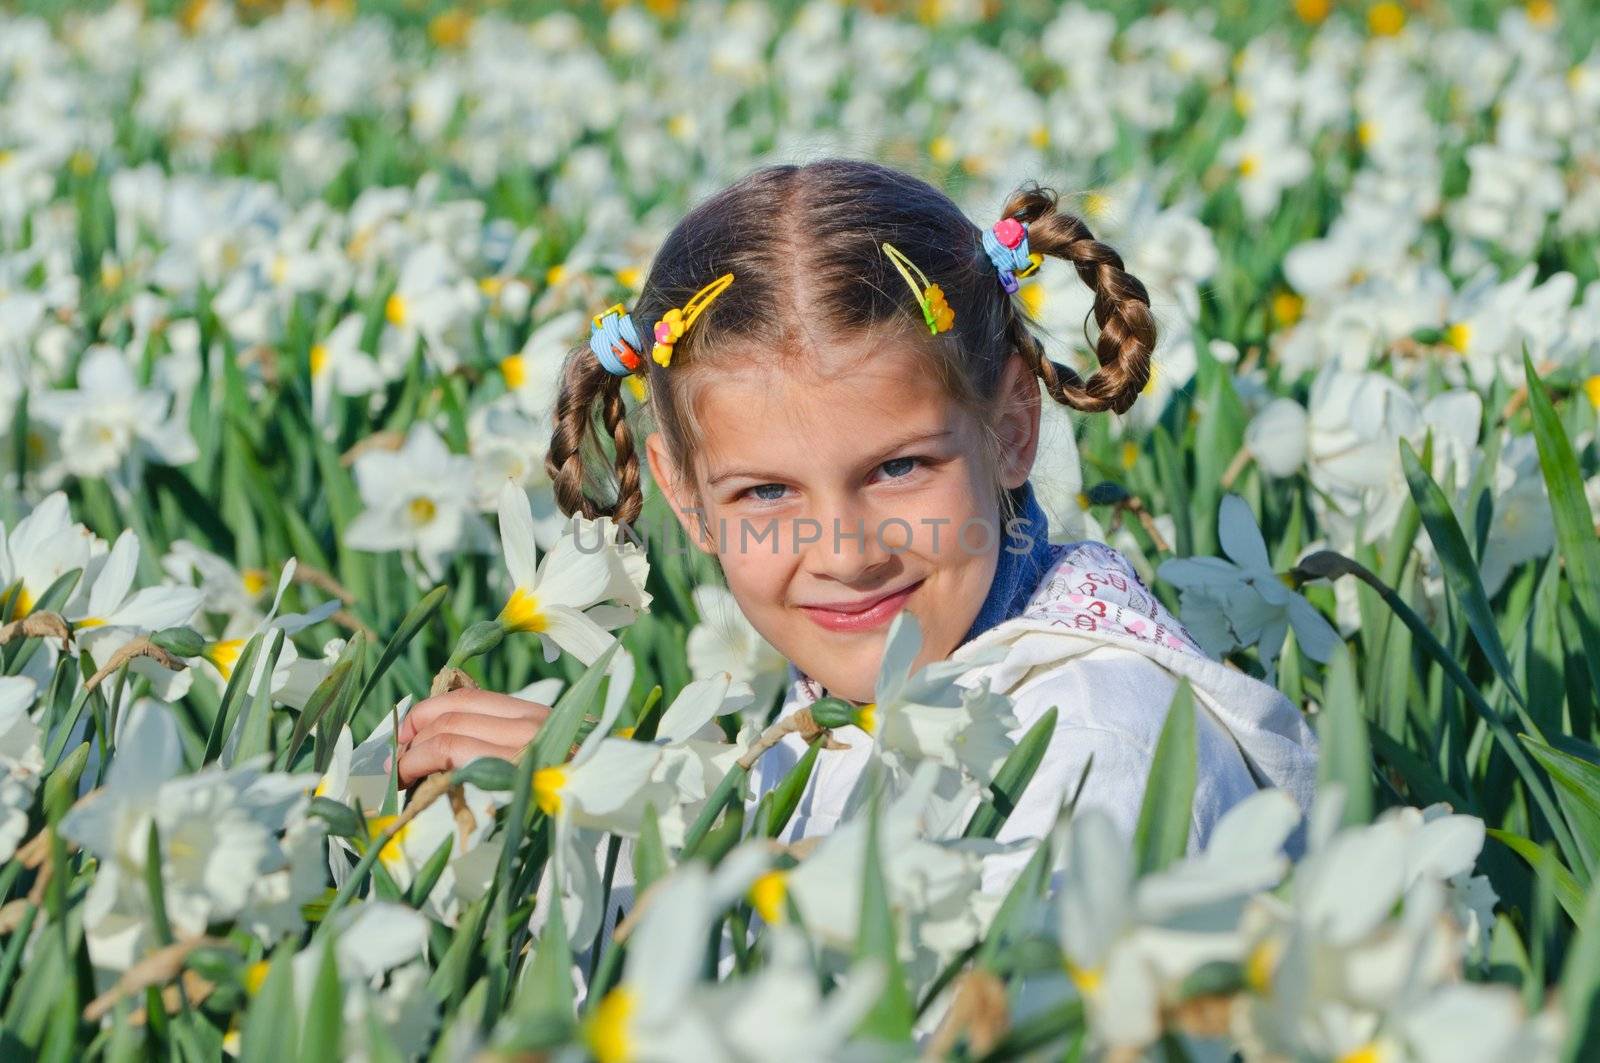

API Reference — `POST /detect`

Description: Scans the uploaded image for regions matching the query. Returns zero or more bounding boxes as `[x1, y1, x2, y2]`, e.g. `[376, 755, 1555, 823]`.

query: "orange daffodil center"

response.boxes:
[747, 870, 789, 924]
[498, 585, 548, 633]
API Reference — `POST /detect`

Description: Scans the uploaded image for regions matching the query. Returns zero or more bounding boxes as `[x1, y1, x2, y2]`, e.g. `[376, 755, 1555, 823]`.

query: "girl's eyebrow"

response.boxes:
[707, 429, 953, 486]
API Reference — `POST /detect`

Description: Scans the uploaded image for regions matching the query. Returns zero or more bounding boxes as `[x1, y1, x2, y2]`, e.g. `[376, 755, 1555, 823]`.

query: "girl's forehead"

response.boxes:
[692, 341, 968, 471]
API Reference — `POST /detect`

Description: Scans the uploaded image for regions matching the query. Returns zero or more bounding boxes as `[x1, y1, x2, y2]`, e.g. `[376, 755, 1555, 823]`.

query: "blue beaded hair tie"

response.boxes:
[589, 303, 645, 376]
[982, 217, 1043, 294]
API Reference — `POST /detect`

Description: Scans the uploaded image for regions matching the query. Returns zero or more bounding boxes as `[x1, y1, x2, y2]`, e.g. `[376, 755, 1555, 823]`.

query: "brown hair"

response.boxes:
[544, 157, 1155, 534]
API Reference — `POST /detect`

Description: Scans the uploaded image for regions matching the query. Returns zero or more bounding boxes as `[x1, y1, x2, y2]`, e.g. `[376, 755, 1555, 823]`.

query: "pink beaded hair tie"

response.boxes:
[983, 216, 1043, 294]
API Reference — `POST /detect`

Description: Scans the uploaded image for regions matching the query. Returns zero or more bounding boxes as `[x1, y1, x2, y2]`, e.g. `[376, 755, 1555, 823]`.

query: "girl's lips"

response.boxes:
[799, 579, 924, 633]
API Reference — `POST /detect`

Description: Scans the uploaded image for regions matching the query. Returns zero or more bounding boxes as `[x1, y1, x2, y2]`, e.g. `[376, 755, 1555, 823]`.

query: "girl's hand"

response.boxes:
[393, 688, 550, 787]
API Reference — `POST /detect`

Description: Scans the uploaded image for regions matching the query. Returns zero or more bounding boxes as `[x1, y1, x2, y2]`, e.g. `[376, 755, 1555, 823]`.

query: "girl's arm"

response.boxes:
[393, 687, 550, 786]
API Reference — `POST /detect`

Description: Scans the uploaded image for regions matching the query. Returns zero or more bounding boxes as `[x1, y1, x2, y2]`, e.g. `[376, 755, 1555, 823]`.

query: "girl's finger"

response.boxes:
[398, 689, 548, 743]
[409, 711, 542, 752]
[396, 733, 516, 787]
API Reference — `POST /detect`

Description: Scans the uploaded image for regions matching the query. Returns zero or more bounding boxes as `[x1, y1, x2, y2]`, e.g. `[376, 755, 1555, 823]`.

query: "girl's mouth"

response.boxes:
[798, 579, 924, 633]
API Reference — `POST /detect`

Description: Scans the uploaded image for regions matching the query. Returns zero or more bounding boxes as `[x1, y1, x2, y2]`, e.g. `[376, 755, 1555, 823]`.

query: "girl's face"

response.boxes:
[646, 335, 1040, 704]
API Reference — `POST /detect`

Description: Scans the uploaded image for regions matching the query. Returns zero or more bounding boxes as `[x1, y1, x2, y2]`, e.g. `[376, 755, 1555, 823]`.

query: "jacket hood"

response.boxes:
[948, 540, 1321, 818]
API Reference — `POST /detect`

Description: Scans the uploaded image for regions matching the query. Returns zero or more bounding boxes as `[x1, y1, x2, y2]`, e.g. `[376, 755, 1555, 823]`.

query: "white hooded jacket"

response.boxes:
[749, 539, 1321, 893]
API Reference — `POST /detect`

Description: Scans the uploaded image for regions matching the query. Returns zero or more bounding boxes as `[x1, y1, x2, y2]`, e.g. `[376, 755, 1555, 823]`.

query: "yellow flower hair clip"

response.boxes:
[651, 272, 735, 367]
[881, 242, 954, 335]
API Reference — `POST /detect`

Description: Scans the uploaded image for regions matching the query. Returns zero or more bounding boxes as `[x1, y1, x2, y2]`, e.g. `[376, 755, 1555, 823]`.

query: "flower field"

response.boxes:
[3, 0, 1600, 1059]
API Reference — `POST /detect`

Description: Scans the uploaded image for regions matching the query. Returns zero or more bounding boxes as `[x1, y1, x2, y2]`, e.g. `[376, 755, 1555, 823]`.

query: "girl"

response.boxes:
[395, 158, 1319, 886]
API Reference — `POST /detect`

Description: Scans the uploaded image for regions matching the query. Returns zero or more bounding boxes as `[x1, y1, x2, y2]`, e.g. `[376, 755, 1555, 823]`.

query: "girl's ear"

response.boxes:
[644, 431, 717, 555]
[994, 351, 1042, 490]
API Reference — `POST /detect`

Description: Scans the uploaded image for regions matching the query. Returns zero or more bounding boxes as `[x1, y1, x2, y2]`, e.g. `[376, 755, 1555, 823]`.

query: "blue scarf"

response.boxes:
[958, 478, 1060, 647]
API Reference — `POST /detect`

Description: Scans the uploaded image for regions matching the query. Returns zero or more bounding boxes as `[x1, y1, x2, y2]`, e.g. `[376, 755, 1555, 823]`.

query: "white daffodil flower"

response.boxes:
[59, 699, 324, 977]
[1245, 397, 1309, 479]
[575, 850, 812, 1063]
[66, 527, 204, 698]
[495, 478, 651, 667]
[376, 241, 481, 376]
[30, 344, 197, 485]
[685, 584, 787, 716]
[0, 490, 98, 625]
[1233, 787, 1498, 1062]
[498, 310, 582, 420]
[317, 700, 508, 925]
[467, 398, 565, 544]
[1216, 110, 1312, 220]
[359, 786, 504, 926]
[536, 737, 673, 950]
[1380, 981, 1564, 1063]
[702, 924, 885, 1063]
[161, 539, 278, 623]
[0, 676, 43, 862]
[639, 672, 760, 862]
[782, 763, 1016, 982]
[344, 422, 490, 582]
[203, 558, 341, 733]
[827, 609, 1016, 811]
[1157, 494, 1339, 680]
[1055, 789, 1302, 1052]
[310, 314, 387, 436]
[223, 904, 439, 1061]
[1029, 394, 1106, 545]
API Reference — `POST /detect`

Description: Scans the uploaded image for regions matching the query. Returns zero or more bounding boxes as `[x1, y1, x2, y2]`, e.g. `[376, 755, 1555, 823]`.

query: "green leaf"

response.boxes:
[530, 641, 621, 773]
[1523, 735, 1600, 873]
[427, 895, 491, 1009]
[452, 756, 518, 791]
[1487, 829, 1586, 922]
[1316, 643, 1371, 826]
[202, 631, 264, 765]
[633, 804, 668, 894]
[241, 944, 298, 1059]
[298, 933, 343, 1063]
[1294, 549, 1583, 872]
[143, 823, 175, 947]
[521, 875, 576, 1031]
[1560, 874, 1600, 1063]
[349, 585, 448, 720]
[762, 737, 822, 839]
[964, 707, 1058, 840]
[1368, 725, 1470, 811]
[405, 834, 455, 909]
[231, 627, 288, 764]
[975, 822, 1056, 971]
[1524, 353, 1600, 708]
[42, 742, 90, 821]
[1132, 679, 1197, 875]
[281, 632, 363, 769]
[1399, 439, 1531, 724]
[681, 765, 749, 859]
[854, 791, 913, 1042]
[308, 796, 364, 838]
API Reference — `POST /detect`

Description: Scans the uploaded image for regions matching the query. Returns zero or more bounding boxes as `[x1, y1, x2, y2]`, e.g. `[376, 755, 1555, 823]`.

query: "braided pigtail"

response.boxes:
[543, 345, 645, 531]
[1002, 182, 1156, 415]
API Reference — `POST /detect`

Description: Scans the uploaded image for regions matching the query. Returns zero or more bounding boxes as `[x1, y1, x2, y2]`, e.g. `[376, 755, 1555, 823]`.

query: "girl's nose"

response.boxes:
[799, 499, 904, 583]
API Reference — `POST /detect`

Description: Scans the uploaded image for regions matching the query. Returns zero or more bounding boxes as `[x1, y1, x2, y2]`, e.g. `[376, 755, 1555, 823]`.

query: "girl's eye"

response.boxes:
[738, 458, 920, 503]
[879, 456, 919, 479]
[746, 483, 787, 503]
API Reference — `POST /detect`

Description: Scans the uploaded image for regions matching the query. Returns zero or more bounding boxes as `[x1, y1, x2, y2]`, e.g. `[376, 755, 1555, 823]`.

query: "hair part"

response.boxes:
[544, 158, 1157, 531]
